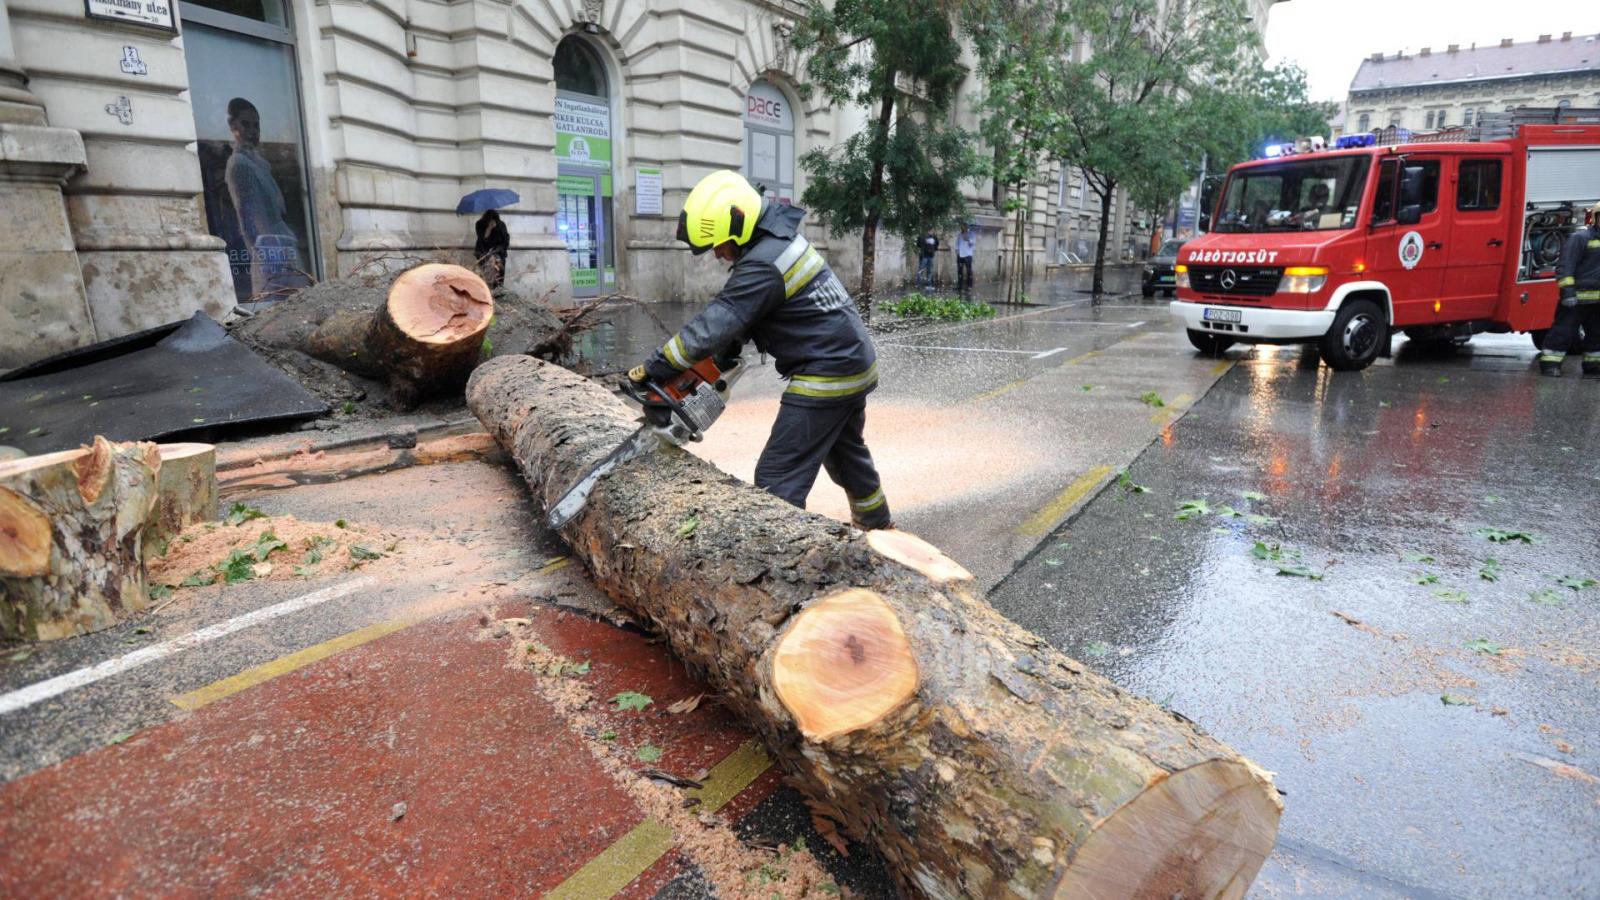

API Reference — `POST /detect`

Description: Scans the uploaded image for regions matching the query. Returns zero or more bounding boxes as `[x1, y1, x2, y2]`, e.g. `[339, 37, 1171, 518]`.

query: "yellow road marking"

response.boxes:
[171, 557, 572, 711]
[1210, 358, 1234, 376]
[1016, 464, 1116, 538]
[1149, 393, 1194, 424]
[170, 616, 422, 710]
[546, 740, 773, 899]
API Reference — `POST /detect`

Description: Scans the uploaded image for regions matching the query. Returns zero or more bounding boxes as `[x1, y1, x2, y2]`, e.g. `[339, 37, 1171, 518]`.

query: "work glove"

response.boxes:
[1561, 292, 1579, 308]
[627, 364, 650, 385]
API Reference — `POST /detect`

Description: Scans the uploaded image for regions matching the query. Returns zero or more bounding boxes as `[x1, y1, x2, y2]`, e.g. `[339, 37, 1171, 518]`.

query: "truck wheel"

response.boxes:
[1320, 299, 1385, 371]
[1186, 329, 1234, 356]
[1530, 329, 1548, 350]
[1141, 285, 1156, 298]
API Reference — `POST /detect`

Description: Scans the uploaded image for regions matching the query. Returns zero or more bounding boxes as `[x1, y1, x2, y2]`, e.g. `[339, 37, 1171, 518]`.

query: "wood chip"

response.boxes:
[640, 768, 703, 790]
[666, 693, 704, 715]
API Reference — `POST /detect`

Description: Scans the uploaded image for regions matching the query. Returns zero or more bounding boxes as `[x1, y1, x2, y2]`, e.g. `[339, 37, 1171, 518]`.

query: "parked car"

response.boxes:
[1142, 239, 1186, 297]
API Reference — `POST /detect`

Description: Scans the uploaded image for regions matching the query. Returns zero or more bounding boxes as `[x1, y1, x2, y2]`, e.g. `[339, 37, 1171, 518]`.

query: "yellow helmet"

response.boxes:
[676, 170, 762, 255]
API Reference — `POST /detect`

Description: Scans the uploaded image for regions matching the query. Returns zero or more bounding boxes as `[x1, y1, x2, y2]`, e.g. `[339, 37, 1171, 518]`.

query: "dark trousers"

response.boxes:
[1543, 303, 1600, 360]
[956, 255, 973, 290]
[754, 398, 891, 529]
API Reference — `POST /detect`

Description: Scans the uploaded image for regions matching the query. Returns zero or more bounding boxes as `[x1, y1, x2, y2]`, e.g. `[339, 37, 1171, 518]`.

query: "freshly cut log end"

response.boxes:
[387, 263, 493, 344]
[770, 588, 919, 742]
[866, 528, 973, 584]
[0, 486, 50, 576]
[1052, 758, 1282, 900]
[145, 443, 217, 557]
[71, 436, 114, 504]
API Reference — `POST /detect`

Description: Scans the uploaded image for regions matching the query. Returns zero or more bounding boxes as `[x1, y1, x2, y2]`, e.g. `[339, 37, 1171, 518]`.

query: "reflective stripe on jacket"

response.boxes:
[1557, 226, 1600, 303]
[646, 202, 878, 407]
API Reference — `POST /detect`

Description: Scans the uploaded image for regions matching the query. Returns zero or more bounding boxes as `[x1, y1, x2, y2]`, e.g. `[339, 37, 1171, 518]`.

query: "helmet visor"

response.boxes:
[676, 210, 713, 255]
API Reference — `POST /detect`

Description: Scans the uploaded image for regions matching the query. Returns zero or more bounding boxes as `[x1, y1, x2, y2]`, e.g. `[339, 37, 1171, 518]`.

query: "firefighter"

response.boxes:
[1541, 201, 1600, 377]
[629, 170, 892, 529]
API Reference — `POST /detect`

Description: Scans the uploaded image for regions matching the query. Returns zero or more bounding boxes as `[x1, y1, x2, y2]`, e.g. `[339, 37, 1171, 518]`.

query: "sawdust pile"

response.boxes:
[486, 612, 847, 899]
[150, 515, 402, 588]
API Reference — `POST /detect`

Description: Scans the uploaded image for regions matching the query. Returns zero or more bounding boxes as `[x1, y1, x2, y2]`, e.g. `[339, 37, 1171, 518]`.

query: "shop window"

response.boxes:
[743, 79, 795, 204]
[555, 36, 616, 295]
[182, 2, 316, 306]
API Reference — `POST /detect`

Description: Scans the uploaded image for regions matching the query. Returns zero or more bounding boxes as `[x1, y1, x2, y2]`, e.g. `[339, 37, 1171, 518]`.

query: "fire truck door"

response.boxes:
[1443, 156, 1508, 319]
[1366, 156, 1448, 327]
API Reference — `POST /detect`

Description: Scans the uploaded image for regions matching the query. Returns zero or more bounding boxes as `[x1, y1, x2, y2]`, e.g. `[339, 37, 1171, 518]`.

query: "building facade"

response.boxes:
[1345, 32, 1600, 136]
[0, 0, 1274, 369]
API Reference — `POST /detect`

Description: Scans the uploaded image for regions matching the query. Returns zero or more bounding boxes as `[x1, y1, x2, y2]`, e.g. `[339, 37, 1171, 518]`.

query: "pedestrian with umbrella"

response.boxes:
[458, 189, 518, 288]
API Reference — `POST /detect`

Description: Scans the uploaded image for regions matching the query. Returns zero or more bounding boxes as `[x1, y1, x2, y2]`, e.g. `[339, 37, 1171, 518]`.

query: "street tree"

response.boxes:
[789, 0, 981, 316]
[1048, 0, 1259, 296]
[969, 0, 1071, 302]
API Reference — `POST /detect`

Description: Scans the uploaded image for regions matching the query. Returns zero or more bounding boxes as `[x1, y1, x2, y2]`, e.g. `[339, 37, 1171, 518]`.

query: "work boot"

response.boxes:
[1539, 359, 1563, 378]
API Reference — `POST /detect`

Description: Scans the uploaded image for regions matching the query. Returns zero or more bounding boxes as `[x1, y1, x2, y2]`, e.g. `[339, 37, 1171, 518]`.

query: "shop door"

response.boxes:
[558, 171, 603, 297]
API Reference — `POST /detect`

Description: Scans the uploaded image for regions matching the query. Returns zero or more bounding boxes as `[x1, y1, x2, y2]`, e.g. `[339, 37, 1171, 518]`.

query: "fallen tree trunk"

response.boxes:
[0, 437, 162, 641]
[304, 263, 493, 409]
[468, 356, 1282, 899]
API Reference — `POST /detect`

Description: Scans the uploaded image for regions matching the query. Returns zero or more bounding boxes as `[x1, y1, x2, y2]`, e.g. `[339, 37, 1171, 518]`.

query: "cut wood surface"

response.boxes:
[0, 437, 161, 641]
[468, 355, 1283, 899]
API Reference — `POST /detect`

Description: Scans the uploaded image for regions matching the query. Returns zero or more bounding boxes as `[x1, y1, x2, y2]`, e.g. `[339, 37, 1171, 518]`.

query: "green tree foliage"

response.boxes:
[790, 0, 981, 316]
[1047, 0, 1259, 296]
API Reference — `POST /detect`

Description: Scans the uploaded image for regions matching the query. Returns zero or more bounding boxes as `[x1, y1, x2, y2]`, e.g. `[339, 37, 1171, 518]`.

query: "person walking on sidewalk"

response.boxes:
[916, 229, 939, 290]
[955, 223, 976, 292]
[1541, 201, 1600, 377]
[629, 170, 892, 529]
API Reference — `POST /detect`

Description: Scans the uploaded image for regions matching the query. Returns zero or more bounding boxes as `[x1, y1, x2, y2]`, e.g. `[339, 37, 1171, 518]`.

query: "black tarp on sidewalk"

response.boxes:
[0, 314, 327, 454]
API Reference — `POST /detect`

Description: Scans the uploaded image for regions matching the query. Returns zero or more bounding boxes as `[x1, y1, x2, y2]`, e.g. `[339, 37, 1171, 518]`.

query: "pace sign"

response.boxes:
[744, 81, 793, 131]
[85, 0, 177, 31]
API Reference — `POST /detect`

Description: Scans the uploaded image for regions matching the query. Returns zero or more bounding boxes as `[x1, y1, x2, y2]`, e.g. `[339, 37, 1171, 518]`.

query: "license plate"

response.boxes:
[1158, 275, 1173, 282]
[1203, 307, 1242, 323]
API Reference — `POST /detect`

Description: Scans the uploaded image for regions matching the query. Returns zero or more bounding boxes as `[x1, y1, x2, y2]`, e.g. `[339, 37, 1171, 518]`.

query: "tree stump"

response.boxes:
[0, 437, 162, 641]
[143, 442, 217, 559]
[467, 355, 1283, 899]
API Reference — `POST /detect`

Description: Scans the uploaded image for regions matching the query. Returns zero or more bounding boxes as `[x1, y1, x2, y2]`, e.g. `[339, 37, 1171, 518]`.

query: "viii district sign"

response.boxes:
[86, 0, 177, 31]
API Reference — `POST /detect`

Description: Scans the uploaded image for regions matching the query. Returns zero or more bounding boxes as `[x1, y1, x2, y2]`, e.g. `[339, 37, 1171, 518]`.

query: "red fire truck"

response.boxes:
[1169, 109, 1600, 370]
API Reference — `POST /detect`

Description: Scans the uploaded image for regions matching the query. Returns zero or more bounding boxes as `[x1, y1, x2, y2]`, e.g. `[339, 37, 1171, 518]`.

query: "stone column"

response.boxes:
[0, 0, 96, 369]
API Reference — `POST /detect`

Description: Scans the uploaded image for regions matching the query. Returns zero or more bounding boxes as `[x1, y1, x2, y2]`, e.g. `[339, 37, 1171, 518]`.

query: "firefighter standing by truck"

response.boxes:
[1541, 202, 1600, 377]
[629, 170, 893, 529]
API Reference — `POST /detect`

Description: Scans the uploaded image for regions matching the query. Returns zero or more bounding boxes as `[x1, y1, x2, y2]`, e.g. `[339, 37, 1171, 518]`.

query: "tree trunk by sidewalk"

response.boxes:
[466, 355, 1284, 900]
[1093, 175, 1116, 299]
[857, 77, 897, 321]
[0, 437, 161, 641]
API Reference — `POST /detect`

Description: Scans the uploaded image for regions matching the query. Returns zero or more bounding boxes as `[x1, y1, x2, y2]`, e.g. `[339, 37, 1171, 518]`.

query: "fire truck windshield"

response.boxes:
[1213, 157, 1369, 234]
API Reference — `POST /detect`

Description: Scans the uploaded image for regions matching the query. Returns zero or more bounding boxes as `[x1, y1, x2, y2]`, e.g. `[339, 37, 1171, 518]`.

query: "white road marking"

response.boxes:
[879, 344, 1054, 355]
[0, 578, 376, 716]
[1031, 348, 1070, 360]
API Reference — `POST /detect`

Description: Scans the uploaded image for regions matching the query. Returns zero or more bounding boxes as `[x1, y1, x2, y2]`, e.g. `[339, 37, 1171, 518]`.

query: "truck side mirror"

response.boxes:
[1397, 204, 1422, 226]
[1400, 165, 1426, 206]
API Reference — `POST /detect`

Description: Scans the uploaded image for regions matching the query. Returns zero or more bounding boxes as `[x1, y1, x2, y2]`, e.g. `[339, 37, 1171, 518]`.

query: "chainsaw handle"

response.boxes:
[622, 377, 703, 441]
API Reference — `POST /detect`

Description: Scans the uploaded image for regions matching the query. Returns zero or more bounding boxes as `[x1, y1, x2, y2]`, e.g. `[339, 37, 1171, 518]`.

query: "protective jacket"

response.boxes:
[1558, 224, 1600, 303]
[646, 202, 877, 407]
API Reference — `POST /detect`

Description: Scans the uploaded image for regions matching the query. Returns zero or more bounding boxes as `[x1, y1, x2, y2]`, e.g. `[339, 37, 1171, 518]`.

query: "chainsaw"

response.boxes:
[545, 349, 744, 530]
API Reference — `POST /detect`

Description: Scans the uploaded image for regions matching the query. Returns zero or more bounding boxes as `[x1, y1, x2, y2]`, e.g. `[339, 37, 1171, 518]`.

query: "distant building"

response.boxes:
[1345, 32, 1600, 135]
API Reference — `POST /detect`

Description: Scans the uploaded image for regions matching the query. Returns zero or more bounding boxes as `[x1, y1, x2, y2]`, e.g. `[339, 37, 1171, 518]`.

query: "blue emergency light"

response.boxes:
[1336, 133, 1377, 149]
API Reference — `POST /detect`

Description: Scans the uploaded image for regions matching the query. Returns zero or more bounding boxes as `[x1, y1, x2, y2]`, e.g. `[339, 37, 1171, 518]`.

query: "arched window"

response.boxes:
[1463, 107, 1474, 127]
[554, 36, 616, 295]
[743, 79, 796, 204]
[1357, 112, 1370, 132]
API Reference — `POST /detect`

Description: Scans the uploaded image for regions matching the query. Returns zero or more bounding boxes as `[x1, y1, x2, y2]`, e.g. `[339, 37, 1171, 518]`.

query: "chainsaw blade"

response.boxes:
[545, 424, 665, 530]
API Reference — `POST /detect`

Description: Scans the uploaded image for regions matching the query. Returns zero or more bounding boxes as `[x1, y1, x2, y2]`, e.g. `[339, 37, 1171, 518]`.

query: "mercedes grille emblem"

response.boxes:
[1219, 269, 1239, 291]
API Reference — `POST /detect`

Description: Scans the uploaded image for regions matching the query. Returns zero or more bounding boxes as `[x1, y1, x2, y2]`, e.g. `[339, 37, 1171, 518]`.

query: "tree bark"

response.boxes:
[143, 443, 217, 560]
[0, 437, 162, 641]
[1093, 176, 1116, 300]
[302, 264, 494, 409]
[467, 355, 1283, 899]
[858, 77, 898, 320]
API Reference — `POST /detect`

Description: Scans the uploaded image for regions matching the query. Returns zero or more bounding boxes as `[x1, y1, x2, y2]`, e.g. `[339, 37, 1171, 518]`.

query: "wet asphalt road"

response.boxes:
[991, 335, 1600, 899]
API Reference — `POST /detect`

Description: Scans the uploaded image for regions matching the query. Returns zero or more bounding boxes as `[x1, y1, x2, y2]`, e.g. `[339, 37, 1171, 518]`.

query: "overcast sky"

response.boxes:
[1265, 2, 1600, 102]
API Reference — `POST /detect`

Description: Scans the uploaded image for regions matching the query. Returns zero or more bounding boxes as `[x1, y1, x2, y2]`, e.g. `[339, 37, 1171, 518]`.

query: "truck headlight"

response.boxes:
[1281, 266, 1328, 293]
[1175, 264, 1189, 289]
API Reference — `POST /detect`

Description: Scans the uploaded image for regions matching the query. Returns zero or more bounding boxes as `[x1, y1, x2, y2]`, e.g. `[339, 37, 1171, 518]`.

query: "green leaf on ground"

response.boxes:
[1250, 540, 1289, 562]
[133, 626, 151, 635]
[1240, 490, 1267, 502]
[1555, 575, 1597, 591]
[348, 545, 384, 566]
[7, 648, 32, 662]
[1440, 694, 1473, 706]
[1275, 563, 1323, 580]
[1245, 513, 1278, 527]
[340, 401, 358, 415]
[675, 515, 700, 539]
[224, 502, 266, 526]
[1140, 391, 1165, 408]
[26, 427, 42, 436]
[1464, 638, 1502, 656]
[1529, 589, 1565, 606]
[1116, 471, 1149, 494]
[188, 387, 204, 394]
[1483, 495, 1500, 504]
[218, 550, 256, 584]
[179, 570, 215, 587]
[567, 660, 592, 676]
[1413, 573, 1440, 585]
[1479, 558, 1502, 582]
[1080, 641, 1111, 658]
[612, 691, 653, 711]
[1433, 589, 1469, 604]
[598, 730, 617, 741]
[254, 531, 288, 561]
[635, 744, 663, 763]
[1043, 558, 1062, 567]
[109, 731, 136, 745]
[334, 519, 348, 529]
[1402, 552, 1435, 563]
[148, 584, 172, 601]
[1175, 499, 1211, 521]
[1477, 528, 1535, 544]
[1214, 504, 1243, 518]
[304, 546, 324, 566]
[292, 565, 316, 577]
[1080, 384, 1094, 392]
